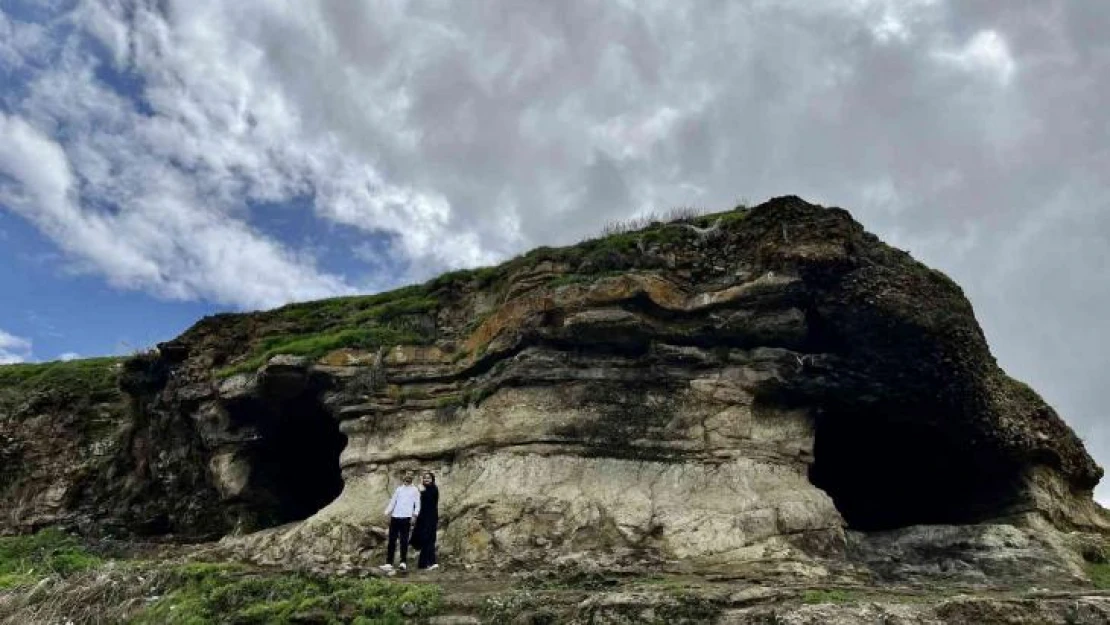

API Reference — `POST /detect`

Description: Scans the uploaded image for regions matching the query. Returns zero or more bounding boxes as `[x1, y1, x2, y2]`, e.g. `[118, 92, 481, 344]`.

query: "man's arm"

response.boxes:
[383, 488, 398, 516]
[411, 488, 421, 518]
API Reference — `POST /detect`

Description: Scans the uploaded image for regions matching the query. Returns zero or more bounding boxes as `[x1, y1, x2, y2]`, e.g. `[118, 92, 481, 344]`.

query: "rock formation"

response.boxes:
[1, 196, 1107, 588]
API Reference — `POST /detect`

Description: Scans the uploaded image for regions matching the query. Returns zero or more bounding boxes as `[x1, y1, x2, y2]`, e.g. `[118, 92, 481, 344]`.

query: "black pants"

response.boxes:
[386, 517, 412, 565]
[417, 529, 437, 569]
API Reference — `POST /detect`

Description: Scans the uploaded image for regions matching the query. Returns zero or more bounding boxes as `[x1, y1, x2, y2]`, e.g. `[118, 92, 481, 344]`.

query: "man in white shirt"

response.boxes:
[379, 473, 421, 572]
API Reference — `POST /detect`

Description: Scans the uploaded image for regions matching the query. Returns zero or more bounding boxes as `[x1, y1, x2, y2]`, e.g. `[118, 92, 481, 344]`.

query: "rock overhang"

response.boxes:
[2, 195, 1107, 581]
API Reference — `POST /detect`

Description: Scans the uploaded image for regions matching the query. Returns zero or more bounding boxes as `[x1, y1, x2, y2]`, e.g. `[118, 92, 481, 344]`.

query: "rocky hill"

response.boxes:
[2, 196, 1108, 623]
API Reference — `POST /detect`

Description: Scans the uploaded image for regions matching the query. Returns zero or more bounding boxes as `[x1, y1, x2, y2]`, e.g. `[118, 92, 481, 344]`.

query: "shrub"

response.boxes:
[133, 563, 441, 625]
[0, 528, 103, 589]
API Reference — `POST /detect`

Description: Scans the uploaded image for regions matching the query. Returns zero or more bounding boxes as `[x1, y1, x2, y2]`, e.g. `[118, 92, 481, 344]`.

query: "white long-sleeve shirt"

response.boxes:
[384, 485, 421, 519]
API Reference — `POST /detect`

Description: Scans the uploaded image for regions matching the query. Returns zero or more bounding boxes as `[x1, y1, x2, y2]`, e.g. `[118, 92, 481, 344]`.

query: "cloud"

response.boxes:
[0, 329, 32, 364]
[932, 29, 1016, 85]
[0, 1, 1108, 496]
[57, 352, 81, 362]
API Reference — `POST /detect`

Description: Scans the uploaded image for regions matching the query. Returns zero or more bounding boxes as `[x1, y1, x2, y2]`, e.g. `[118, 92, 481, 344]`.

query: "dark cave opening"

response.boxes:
[231, 385, 348, 525]
[808, 411, 1021, 531]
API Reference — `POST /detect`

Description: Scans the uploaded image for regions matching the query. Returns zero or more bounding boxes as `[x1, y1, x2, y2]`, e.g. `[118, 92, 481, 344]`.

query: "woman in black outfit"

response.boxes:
[412, 472, 439, 570]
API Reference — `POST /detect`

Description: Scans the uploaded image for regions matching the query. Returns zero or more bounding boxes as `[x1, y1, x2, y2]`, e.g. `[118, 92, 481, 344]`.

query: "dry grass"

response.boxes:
[0, 562, 166, 625]
[597, 206, 711, 238]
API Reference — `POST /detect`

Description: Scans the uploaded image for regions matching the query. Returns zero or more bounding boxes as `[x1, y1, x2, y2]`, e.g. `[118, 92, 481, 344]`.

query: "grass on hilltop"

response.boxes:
[199, 203, 749, 378]
[0, 357, 124, 400]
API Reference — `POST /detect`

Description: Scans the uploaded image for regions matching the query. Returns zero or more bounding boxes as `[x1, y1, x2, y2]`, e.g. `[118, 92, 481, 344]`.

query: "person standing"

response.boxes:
[380, 473, 420, 572]
[412, 472, 440, 570]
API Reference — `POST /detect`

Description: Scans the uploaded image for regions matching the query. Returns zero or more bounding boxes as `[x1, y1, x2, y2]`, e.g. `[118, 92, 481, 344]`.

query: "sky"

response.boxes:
[0, 1, 1106, 504]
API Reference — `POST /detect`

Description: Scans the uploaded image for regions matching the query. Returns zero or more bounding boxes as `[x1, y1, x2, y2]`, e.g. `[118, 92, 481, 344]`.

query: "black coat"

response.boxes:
[411, 485, 439, 550]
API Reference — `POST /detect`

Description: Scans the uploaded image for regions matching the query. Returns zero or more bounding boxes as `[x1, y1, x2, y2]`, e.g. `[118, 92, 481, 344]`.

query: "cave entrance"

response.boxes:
[808, 411, 1019, 531]
[248, 388, 348, 526]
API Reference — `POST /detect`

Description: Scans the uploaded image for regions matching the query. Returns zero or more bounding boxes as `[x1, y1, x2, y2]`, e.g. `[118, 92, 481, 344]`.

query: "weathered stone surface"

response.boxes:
[2, 196, 1107, 594]
[848, 518, 1089, 585]
[715, 595, 1110, 625]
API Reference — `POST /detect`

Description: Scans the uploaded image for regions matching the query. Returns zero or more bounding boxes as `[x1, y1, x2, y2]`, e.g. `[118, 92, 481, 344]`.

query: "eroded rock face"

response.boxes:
[2, 196, 1106, 582]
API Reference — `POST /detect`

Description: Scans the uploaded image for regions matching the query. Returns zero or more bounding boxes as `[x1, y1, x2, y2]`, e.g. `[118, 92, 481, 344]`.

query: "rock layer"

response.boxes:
[1, 196, 1107, 582]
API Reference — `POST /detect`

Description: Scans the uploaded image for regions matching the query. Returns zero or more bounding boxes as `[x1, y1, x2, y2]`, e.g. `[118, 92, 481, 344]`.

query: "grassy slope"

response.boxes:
[0, 530, 441, 624]
[0, 528, 103, 590]
[2, 528, 1108, 623]
[0, 357, 124, 402]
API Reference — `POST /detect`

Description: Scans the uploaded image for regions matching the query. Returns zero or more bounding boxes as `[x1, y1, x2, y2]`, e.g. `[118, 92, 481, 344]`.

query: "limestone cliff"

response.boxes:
[1, 196, 1106, 581]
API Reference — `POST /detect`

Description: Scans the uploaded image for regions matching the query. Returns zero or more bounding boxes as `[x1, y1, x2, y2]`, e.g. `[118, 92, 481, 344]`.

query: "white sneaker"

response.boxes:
[428, 564, 439, 571]
[398, 562, 408, 571]
[379, 564, 394, 571]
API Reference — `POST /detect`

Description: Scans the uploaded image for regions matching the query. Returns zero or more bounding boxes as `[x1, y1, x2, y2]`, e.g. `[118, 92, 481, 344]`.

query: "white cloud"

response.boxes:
[0, 330, 32, 365]
[0, 11, 49, 72]
[57, 352, 81, 362]
[933, 29, 1016, 85]
[0, 110, 353, 309]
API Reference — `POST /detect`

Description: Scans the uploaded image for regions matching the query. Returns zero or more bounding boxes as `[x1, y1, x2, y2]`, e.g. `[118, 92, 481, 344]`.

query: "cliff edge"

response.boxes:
[2, 196, 1106, 586]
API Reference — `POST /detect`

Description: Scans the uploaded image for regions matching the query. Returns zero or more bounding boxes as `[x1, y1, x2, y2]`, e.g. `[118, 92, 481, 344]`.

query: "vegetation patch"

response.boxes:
[216, 326, 430, 378]
[481, 590, 540, 625]
[272, 285, 429, 326]
[801, 588, 858, 604]
[1089, 563, 1110, 589]
[657, 591, 721, 623]
[212, 285, 443, 378]
[349, 295, 439, 324]
[0, 528, 103, 589]
[132, 561, 442, 625]
[442, 204, 750, 295]
[517, 568, 619, 591]
[187, 202, 749, 379]
[0, 357, 123, 401]
[464, 384, 498, 408]
[634, 575, 691, 591]
[428, 265, 500, 292]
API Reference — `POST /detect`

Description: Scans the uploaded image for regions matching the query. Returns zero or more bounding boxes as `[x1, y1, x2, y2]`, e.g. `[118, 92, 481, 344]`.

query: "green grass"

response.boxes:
[203, 203, 749, 378]
[131, 562, 441, 625]
[0, 528, 103, 589]
[216, 326, 430, 378]
[428, 265, 500, 291]
[212, 285, 444, 378]
[508, 205, 749, 274]
[801, 589, 858, 604]
[634, 576, 689, 591]
[434, 395, 463, 408]
[349, 295, 439, 324]
[0, 357, 123, 400]
[272, 285, 430, 325]
[1089, 563, 1110, 589]
[690, 204, 750, 227]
